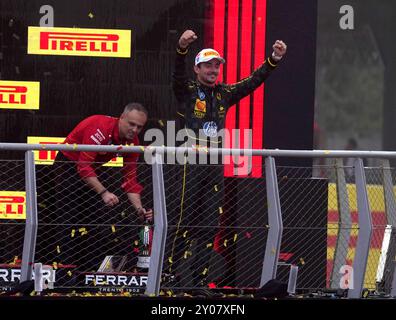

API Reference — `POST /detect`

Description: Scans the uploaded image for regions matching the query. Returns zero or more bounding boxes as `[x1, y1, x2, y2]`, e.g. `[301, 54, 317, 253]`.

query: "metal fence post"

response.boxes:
[20, 150, 39, 282]
[348, 158, 373, 298]
[260, 156, 283, 286]
[145, 152, 168, 296]
[330, 158, 352, 288]
[380, 160, 396, 296]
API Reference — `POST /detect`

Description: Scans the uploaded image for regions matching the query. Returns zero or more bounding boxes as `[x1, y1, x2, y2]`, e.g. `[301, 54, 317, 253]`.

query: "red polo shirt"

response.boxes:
[61, 115, 143, 194]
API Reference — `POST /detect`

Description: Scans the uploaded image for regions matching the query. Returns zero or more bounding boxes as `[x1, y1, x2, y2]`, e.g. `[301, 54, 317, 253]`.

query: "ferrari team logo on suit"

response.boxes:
[194, 99, 206, 118]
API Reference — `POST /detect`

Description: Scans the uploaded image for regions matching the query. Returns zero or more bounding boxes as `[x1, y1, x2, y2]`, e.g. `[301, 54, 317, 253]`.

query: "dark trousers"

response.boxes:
[164, 163, 225, 286]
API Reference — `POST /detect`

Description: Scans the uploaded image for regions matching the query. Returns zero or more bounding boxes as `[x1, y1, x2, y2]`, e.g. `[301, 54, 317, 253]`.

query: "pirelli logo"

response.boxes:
[0, 192, 26, 220]
[27, 136, 123, 167]
[28, 27, 131, 58]
[0, 81, 40, 110]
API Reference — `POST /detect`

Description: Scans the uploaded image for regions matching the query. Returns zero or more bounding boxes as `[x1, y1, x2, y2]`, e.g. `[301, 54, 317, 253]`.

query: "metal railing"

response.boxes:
[0, 143, 396, 298]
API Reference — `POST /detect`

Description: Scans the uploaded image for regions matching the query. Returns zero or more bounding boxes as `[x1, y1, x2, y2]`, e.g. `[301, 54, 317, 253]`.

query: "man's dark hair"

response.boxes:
[122, 102, 148, 117]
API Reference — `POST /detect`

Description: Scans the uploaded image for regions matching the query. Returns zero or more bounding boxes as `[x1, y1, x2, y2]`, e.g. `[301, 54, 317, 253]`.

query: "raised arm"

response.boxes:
[227, 40, 287, 106]
[172, 30, 198, 101]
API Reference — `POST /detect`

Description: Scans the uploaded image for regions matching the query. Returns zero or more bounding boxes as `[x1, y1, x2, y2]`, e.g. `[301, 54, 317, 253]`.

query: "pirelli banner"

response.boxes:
[0, 191, 26, 220]
[27, 27, 131, 58]
[27, 136, 123, 166]
[0, 80, 40, 110]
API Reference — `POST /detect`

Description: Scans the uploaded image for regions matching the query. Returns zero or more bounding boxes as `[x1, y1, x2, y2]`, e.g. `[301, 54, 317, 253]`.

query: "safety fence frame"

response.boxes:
[1, 143, 396, 298]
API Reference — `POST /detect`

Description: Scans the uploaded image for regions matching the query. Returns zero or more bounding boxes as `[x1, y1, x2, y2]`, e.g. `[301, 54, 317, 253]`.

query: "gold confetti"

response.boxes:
[219, 207, 223, 214]
[134, 240, 139, 246]
[88, 12, 94, 19]
[166, 290, 173, 297]
[73, 143, 77, 150]
[53, 262, 58, 269]
[201, 268, 208, 275]
[78, 227, 86, 232]
[12, 256, 18, 265]
[183, 251, 188, 259]
[121, 211, 126, 217]
[233, 234, 238, 242]
[223, 239, 228, 247]
[67, 271, 72, 277]
[206, 243, 213, 248]
[111, 225, 116, 233]
[183, 230, 188, 238]
[299, 258, 305, 265]
[168, 257, 173, 264]
[56, 245, 61, 253]
[324, 150, 330, 154]
[158, 119, 164, 127]
[140, 146, 145, 152]
[71, 229, 75, 237]
[214, 185, 218, 192]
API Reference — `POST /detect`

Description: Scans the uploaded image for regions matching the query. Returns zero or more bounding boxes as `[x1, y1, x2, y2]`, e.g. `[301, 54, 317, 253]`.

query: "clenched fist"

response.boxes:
[272, 40, 287, 61]
[178, 30, 198, 49]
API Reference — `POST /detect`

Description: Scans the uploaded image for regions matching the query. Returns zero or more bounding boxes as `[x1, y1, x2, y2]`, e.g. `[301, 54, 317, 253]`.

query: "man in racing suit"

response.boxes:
[166, 30, 287, 287]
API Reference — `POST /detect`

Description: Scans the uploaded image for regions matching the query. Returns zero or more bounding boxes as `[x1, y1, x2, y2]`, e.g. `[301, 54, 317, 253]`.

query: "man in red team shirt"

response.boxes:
[57, 102, 152, 221]
[39, 102, 152, 272]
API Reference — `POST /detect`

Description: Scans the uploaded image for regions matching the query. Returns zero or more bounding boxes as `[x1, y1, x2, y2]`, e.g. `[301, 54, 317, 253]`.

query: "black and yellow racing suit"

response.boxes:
[166, 46, 279, 286]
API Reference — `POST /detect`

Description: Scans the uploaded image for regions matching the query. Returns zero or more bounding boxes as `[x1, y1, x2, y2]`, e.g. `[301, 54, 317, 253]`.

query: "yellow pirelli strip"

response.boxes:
[0, 80, 40, 110]
[28, 26, 131, 58]
[27, 136, 123, 166]
[0, 191, 26, 220]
